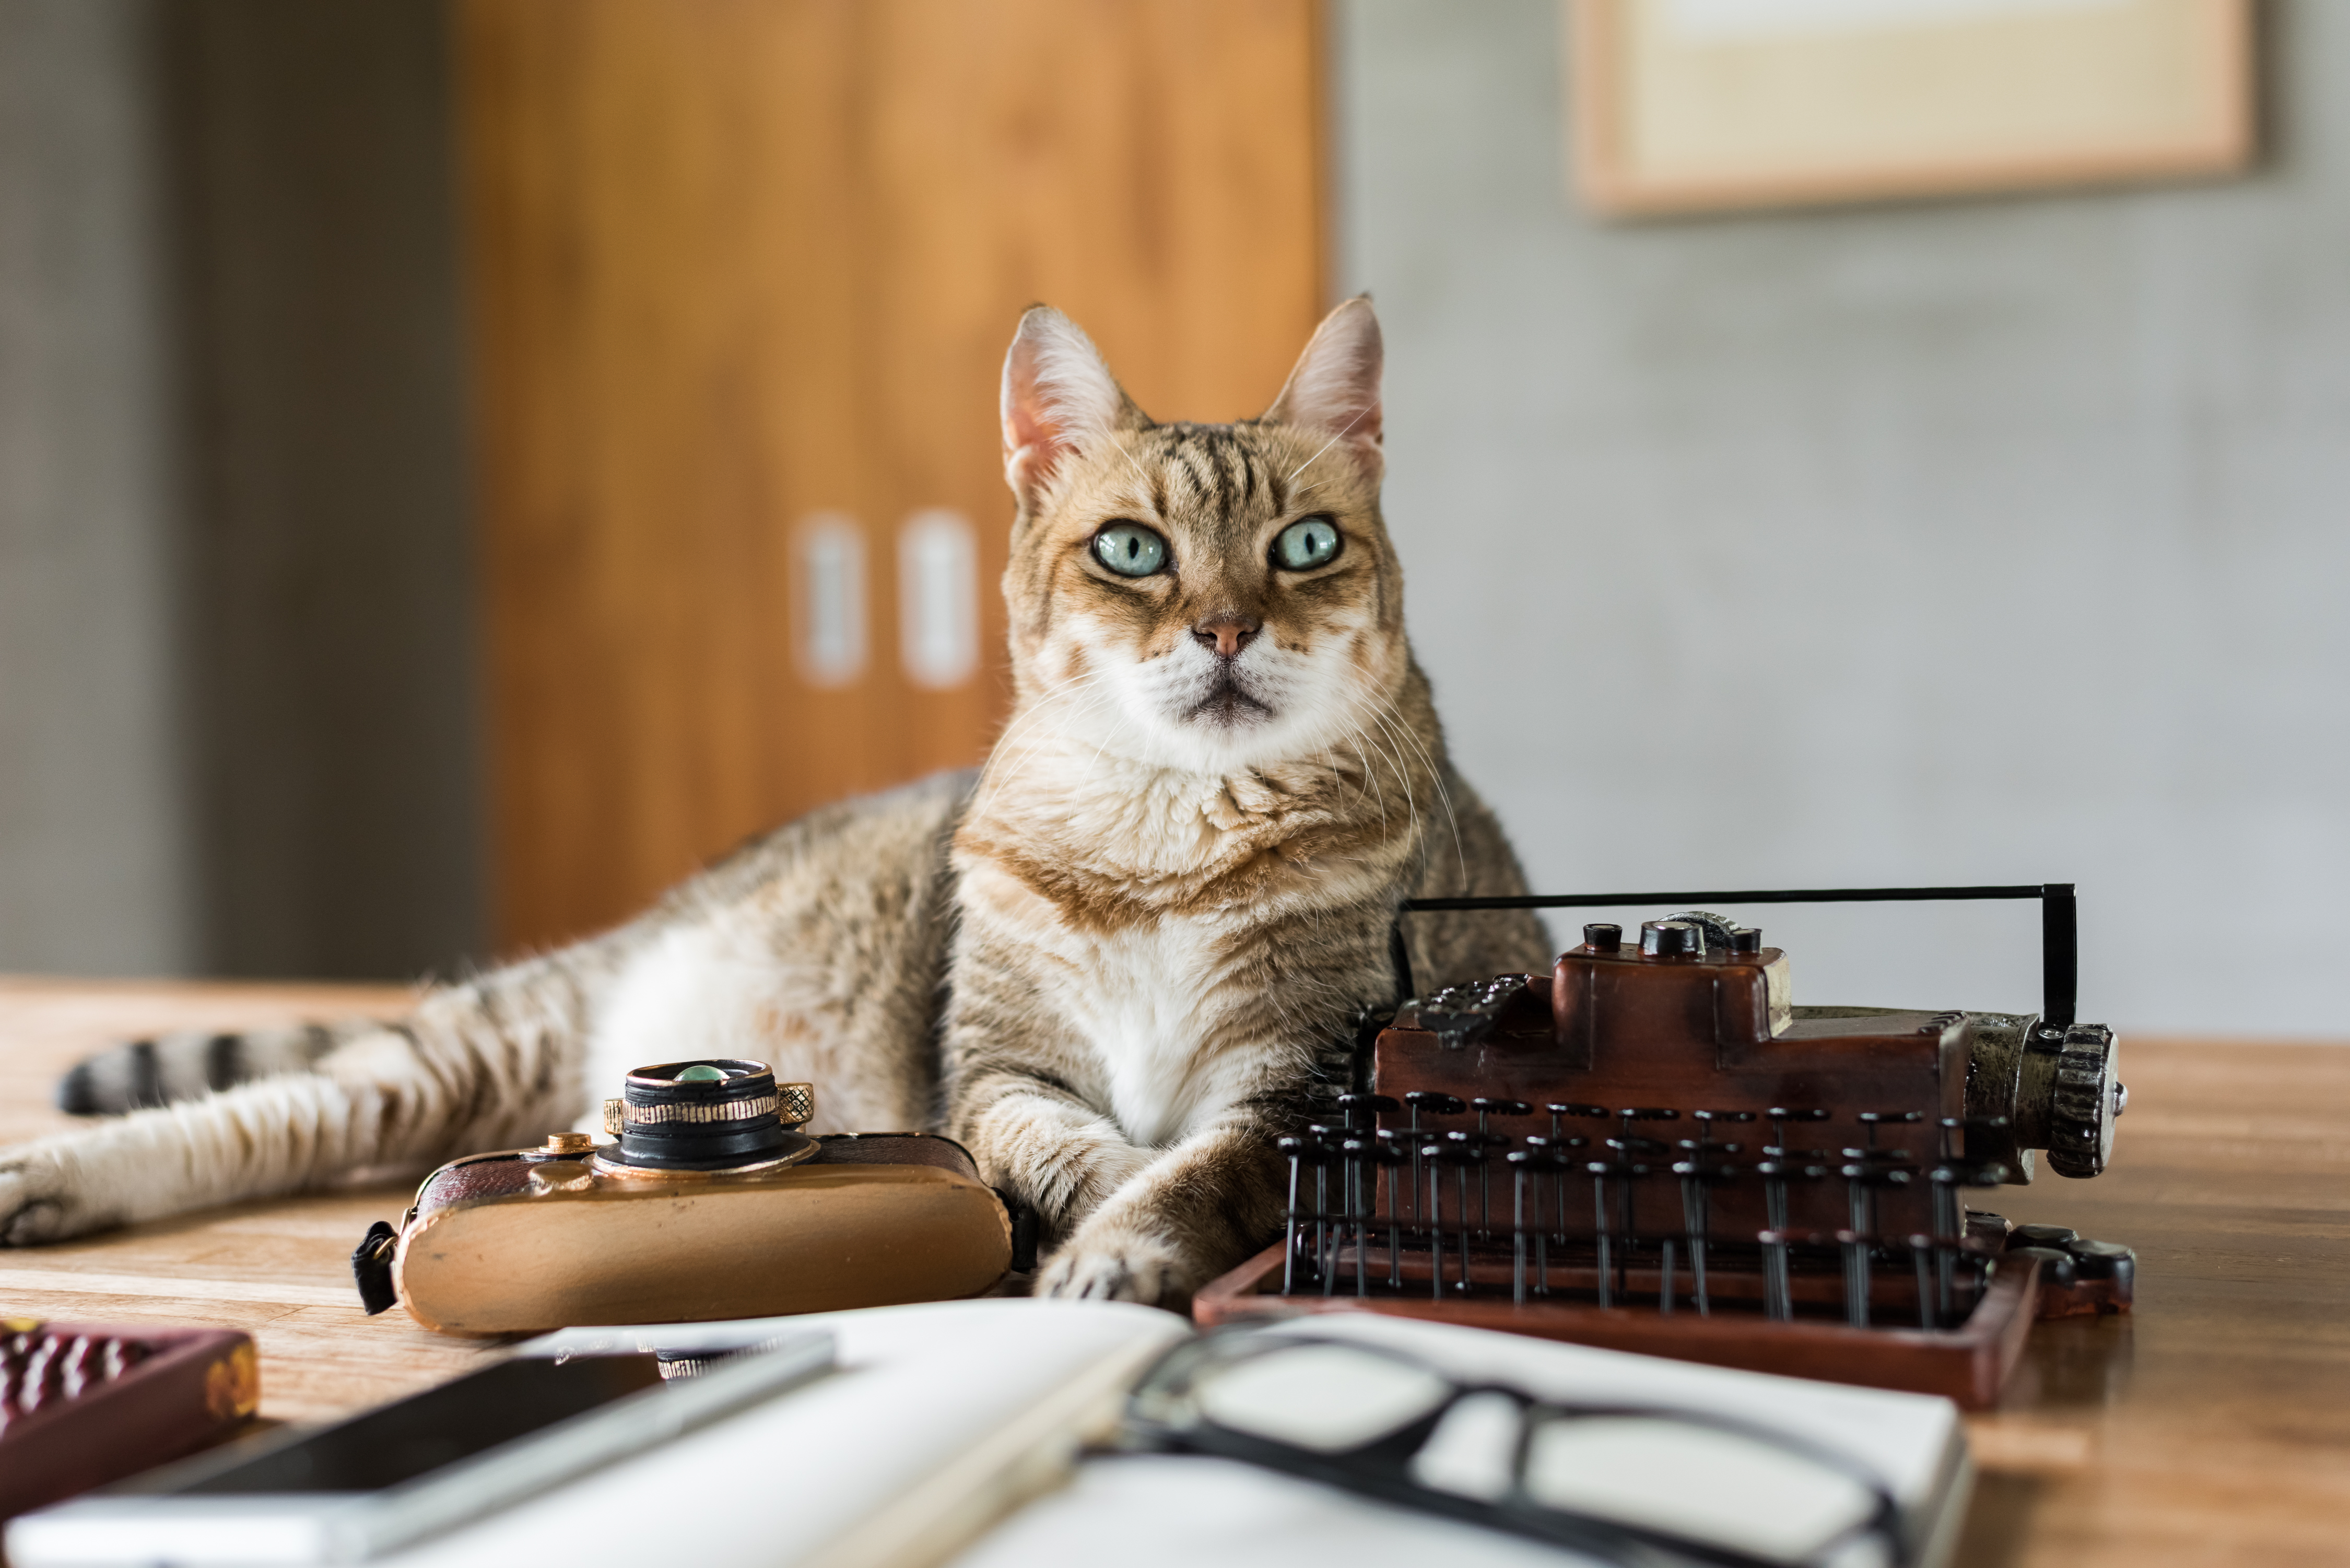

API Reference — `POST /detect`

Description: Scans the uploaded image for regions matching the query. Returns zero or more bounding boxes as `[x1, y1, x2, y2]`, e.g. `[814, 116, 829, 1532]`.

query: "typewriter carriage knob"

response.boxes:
[2045, 1023, 2122, 1177]
[1964, 1016, 2122, 1181]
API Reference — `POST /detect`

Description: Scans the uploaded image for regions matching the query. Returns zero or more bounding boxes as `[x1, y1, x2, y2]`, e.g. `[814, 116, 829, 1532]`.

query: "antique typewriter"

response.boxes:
[1194, 885, 2132, 1408]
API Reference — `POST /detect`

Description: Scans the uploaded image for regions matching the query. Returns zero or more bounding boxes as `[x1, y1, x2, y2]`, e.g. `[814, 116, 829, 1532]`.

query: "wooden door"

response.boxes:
[456, 0, 1326, 951]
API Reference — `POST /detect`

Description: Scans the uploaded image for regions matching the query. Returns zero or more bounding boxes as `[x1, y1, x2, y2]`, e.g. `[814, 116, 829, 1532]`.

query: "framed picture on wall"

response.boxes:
[1568, 0, 2255, 216]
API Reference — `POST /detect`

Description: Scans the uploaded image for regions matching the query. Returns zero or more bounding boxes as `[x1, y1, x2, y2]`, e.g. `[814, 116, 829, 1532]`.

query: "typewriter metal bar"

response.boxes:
[1400, 882, 2078, 1031]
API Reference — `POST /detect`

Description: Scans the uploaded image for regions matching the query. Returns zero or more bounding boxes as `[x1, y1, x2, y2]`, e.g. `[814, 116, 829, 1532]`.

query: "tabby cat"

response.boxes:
[0, 299, 1548, 1306]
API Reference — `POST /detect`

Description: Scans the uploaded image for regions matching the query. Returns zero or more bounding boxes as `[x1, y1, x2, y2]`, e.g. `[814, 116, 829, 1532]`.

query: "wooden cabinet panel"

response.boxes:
[455, 0, 1326, 951]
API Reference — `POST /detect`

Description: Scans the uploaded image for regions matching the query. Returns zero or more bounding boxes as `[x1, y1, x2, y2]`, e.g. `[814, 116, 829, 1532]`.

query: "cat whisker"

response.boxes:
[1285, 403, 1373, 486]
[1075, 689, 1139, 795]
[1354, 712, 1419, 842]
[1338, 722, 1389, 830]
[1371, 700, 1466, 889]
[977, 668, 1123, 806]
[1005, 689, 1128, 796]
[1315, 743, 1361, 817]
[1109, 430, 1158, 497]
[985, 663, 1108, 757]
[1022, 671, 1145, 800]
[980, 681, 1101, 787]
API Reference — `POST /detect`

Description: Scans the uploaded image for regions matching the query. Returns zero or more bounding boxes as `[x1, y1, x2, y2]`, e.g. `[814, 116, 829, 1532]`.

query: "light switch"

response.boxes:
[897, 509, 978, 690]
[795, 513, 867, 688]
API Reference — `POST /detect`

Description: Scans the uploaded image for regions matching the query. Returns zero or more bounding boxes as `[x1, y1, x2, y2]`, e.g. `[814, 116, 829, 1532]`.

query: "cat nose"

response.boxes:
[1191, 615, 1261, 658]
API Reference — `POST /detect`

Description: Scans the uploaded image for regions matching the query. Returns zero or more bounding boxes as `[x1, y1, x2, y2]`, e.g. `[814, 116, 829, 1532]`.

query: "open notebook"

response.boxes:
[12, 1300, 1967, 1568]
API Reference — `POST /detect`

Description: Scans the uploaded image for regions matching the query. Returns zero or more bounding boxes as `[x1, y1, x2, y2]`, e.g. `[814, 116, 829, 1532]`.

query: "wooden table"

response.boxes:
[3, 981, 2346, 1564]
[0, 979, 488, 1424]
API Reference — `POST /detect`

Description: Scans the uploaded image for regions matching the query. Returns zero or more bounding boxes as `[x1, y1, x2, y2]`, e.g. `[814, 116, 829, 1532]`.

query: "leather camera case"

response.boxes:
[382, 1133, 1017, 1334]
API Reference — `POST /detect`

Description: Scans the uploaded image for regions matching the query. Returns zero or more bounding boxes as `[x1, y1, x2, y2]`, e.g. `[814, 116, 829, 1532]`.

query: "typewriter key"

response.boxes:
[1835, 1229, 1873, 1328]
[1508, 1152, 1533, 1304]
[1586, 1159, 1617, 1308]
[1277, 1136, 1307, 1294]
[1546, 1102, 1608, 1135]
[1421, 1141, 1474, 1297]
[1908, 1234, 1939, 1330]
[1766, 1106, 1831, 1155]
[1404, 1092, 1465, 1222]
[1672, 1146, 1740, 1318]
[1367, 1137, 1411, 1288]
[1856, 1110, 1924, 1151]
[1306, 1125, 1340, 1287]
[1690, 1109, 1756, 1148]
[1756, 1229, 1794, 1322]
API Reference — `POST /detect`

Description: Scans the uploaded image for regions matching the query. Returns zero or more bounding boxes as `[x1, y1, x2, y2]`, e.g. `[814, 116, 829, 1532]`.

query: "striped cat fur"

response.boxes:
[1, 299, 1548, 1307]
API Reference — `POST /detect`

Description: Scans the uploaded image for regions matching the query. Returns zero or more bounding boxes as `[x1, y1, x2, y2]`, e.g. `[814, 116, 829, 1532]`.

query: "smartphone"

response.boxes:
[6, 1322, 833, 1567]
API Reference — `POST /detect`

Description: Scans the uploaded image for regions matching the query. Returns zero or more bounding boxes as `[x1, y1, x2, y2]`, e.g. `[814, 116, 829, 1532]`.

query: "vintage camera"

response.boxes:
[354, 1059, 1027, 1334]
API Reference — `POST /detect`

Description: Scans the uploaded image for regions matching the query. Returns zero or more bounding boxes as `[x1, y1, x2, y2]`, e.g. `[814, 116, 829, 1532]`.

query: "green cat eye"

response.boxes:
[1092, 522, 1169, 577]
[1272, 515, 1342, 571]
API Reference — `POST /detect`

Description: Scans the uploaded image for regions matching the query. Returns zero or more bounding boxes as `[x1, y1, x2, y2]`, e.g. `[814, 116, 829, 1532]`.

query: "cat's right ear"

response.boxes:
[1001, 306, 1144, 509]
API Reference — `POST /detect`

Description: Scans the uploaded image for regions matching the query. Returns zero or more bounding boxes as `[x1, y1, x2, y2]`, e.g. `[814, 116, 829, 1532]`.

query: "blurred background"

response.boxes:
[0, 0, 2339, 1036]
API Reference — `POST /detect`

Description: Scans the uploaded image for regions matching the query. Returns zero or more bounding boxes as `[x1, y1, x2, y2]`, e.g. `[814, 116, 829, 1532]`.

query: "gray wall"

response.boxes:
[0, 0, 483, 981]
[1340, 1, 2350, 1036]
[0, 0, 192, 973]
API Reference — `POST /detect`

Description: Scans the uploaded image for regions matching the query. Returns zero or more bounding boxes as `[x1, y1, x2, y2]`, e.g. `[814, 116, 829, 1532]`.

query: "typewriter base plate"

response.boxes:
[1193, 1244, 2044, 1409]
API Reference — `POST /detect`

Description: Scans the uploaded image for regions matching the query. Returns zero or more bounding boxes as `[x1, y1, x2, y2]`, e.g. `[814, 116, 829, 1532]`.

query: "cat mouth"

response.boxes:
[1185, 669, 1274, 727]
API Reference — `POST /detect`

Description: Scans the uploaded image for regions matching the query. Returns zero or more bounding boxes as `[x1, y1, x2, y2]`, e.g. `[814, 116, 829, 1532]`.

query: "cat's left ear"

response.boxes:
[1001, 305, 1148, 510]
[1262, 295, 1383, 479]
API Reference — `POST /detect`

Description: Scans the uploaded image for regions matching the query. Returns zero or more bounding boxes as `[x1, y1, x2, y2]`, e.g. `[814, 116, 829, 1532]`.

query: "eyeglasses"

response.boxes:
[1122, 1329, 1913, 1568]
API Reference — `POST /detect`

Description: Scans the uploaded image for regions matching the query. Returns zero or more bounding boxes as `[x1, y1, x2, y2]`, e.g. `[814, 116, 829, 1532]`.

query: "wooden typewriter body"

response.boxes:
[1195, 894, 2132, 1409]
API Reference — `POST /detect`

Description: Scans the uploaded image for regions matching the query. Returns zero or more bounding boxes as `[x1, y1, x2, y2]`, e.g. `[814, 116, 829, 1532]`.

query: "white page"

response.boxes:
[376, 1299, 1193, 1568]
[9, 1300, 1189, 1568]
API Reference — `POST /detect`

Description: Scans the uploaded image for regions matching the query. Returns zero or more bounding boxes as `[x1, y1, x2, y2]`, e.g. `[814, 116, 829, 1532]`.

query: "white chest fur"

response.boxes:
[1027, 914, 1249, 1148]
[946, 831, 1291, 1151]
[956, 753, 1406, 1153]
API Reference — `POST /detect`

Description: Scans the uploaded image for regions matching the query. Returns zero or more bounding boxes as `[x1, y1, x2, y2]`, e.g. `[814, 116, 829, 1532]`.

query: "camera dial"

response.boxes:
[598, 1059, 818, 1173]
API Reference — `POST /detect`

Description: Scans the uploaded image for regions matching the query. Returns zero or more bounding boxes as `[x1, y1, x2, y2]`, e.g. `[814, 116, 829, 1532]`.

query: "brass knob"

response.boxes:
[776, 1082, 816, 1127]
[529, 1160, 595, 1194]
[542, 1131, 596, 1155]
[602, 1099, 626, 1136]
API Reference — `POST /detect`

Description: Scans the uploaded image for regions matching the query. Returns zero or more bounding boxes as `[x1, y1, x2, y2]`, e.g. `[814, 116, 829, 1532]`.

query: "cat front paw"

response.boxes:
[1035, 1227, 1195, 1310]
[0, 1149, 67, 1245]
[0, 1145, 102, 1246]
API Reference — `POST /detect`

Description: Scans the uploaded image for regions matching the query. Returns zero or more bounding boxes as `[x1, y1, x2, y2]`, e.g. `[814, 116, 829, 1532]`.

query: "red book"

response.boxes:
[0, 1319, 258, 1521]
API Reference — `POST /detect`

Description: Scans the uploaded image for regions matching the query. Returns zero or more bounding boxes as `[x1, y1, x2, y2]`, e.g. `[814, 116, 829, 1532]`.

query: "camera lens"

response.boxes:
[612, 1059, 810, 1171]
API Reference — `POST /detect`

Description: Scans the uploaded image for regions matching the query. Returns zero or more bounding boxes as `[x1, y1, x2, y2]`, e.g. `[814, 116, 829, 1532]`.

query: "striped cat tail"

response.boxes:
[54, 1024, 356, 1115]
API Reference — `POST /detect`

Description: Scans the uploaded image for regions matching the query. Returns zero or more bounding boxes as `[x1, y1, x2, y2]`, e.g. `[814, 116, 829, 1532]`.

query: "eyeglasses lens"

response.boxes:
[1405, 1390, 1521, 1502]
[1189, 1343, 1451, 1453]
[1523, 1416, 1882, 1565]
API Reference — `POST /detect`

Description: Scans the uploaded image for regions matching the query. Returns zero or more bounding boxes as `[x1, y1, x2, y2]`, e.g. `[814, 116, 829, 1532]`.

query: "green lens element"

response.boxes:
[674, 1064, 727, 1083]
